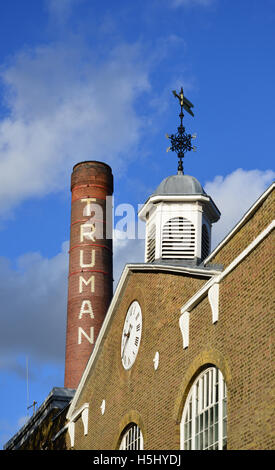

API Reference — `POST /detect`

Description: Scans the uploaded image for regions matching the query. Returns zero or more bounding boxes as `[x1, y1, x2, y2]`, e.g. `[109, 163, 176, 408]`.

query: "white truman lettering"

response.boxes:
[81, 198, 96, 216]
[80, 223, 96, 242]
[79, 300, 94, 319]
[80, 249, 95, 267]
[79, 275, 95, 293]
[78, 327, 94, 345]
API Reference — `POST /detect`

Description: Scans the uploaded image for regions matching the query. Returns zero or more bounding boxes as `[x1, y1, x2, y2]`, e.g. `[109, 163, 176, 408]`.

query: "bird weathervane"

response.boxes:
[166, 87, 197, 174]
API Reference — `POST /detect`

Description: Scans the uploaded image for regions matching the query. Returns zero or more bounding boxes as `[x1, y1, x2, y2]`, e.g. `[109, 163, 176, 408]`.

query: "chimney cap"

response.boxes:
[72, 160, 112, 172]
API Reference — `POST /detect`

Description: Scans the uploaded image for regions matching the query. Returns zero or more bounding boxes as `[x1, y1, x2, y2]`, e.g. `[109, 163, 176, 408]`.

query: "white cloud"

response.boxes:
[0, 242, 69, 365]
[204, 168, 275, 249]
[0, 40, 150, 216]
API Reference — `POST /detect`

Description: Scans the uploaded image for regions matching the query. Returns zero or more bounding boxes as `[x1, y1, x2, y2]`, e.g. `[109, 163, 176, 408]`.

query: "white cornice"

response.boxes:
[138, 194, 220, 222]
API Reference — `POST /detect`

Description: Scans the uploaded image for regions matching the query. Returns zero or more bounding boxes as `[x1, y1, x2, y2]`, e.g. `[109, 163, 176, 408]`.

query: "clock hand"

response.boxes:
[121, 325, 132, 358]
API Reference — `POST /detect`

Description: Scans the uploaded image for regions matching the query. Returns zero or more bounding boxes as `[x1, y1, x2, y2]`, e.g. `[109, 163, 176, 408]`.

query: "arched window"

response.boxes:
[201, 224, 210, 260]
[119, 423, 144, 450]
[162, 217, 195, 259]
[180, 366, 227, 450]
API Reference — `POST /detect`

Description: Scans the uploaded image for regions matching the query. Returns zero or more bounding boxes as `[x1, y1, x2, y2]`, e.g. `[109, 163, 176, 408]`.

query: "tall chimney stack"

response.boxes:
[64, 161, 113, 389]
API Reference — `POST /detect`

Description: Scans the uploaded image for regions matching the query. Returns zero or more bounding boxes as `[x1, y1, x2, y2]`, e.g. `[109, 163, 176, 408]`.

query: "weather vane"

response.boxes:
[166, 87, 197, 174]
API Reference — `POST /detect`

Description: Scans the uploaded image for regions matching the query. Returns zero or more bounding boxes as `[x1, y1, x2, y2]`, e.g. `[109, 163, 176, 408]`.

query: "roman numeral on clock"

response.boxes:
[134, 337, 139, 347]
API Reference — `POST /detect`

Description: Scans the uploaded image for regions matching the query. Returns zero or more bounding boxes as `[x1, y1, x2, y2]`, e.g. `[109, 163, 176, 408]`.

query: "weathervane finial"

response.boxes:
[166, 87, 197, 174]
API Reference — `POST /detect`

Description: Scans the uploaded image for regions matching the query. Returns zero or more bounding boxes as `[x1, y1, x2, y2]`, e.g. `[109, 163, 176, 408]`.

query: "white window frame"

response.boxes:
[180, 366, 227, 450]
[119, 423, 144, 450]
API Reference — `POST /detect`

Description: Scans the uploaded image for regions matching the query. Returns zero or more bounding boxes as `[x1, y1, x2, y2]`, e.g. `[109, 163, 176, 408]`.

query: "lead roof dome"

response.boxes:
[153, 174, 206, 196]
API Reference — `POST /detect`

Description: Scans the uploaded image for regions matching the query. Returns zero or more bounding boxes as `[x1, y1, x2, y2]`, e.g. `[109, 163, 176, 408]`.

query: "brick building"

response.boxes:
[4, 165, 274, 451]
[61, 175, 274, 451]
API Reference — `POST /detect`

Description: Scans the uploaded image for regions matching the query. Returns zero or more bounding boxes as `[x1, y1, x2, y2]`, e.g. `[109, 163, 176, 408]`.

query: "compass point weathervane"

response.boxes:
[166, 87, 197, 174]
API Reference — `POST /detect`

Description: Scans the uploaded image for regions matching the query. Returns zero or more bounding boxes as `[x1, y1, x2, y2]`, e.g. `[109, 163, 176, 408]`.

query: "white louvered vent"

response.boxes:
[162, 217, 195, 259]
[201, 224, 210, 260]
[146, 224, 156, 262]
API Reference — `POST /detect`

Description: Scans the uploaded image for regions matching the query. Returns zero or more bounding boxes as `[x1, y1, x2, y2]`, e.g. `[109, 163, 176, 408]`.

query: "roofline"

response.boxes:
[204, 182, 275, 265]
[4, 387, 75, 450]
[66, 263, 219, 419]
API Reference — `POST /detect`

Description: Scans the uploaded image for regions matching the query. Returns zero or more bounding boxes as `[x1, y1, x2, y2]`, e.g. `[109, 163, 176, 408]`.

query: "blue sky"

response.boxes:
[0, 0, 274, 448]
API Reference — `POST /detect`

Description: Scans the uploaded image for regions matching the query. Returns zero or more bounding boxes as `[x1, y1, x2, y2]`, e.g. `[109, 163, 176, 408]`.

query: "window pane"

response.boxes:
[214, 404, 218, 422]
[184, 422, 188, 439]
[209, 426, 213, 446]
[204, 430, 208, 448]
[223, 418, 227, 438]
[205, 410, 208, 429]
[214, 423, 218, 442]
[210, 407, 213, 426]
[199, 432, 203, 450]
[223, 399, 227, 418]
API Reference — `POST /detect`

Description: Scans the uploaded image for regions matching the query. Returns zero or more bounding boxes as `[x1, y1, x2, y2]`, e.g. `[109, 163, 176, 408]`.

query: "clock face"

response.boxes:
[121, 301, 142, 370]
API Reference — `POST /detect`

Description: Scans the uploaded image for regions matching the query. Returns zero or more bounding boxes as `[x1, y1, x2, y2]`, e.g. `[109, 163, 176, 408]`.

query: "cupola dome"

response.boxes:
[154, 174, 206, 196]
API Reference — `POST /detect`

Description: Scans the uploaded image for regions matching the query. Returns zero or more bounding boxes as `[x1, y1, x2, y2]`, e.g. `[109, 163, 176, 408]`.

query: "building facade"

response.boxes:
[4, 167, 274, 451]
[60, 175, 274, 450]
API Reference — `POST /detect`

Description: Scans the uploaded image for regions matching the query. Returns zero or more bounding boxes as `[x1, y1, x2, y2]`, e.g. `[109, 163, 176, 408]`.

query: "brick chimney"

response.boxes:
[64, 161, 113, 389]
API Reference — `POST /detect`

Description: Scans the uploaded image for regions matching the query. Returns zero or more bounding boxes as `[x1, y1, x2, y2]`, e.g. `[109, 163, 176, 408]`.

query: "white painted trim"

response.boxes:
[125, 263, 220, 277]
[204, 182, 274, 265]
[181, 220, 274, 315]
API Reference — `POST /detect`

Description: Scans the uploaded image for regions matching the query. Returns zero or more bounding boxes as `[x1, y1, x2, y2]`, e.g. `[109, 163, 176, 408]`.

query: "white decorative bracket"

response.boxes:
[68, 421, 75, 448]
[81, 405, 89, 435]
[179, 311, 190, 349]
[208, 282, 219, 323]
[69, 402, 89, 446]
[153, 351, 159, 370]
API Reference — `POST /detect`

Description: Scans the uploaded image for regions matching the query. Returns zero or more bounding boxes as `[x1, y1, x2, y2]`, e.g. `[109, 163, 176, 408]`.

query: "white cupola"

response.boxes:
[138, 173, 220, 265]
